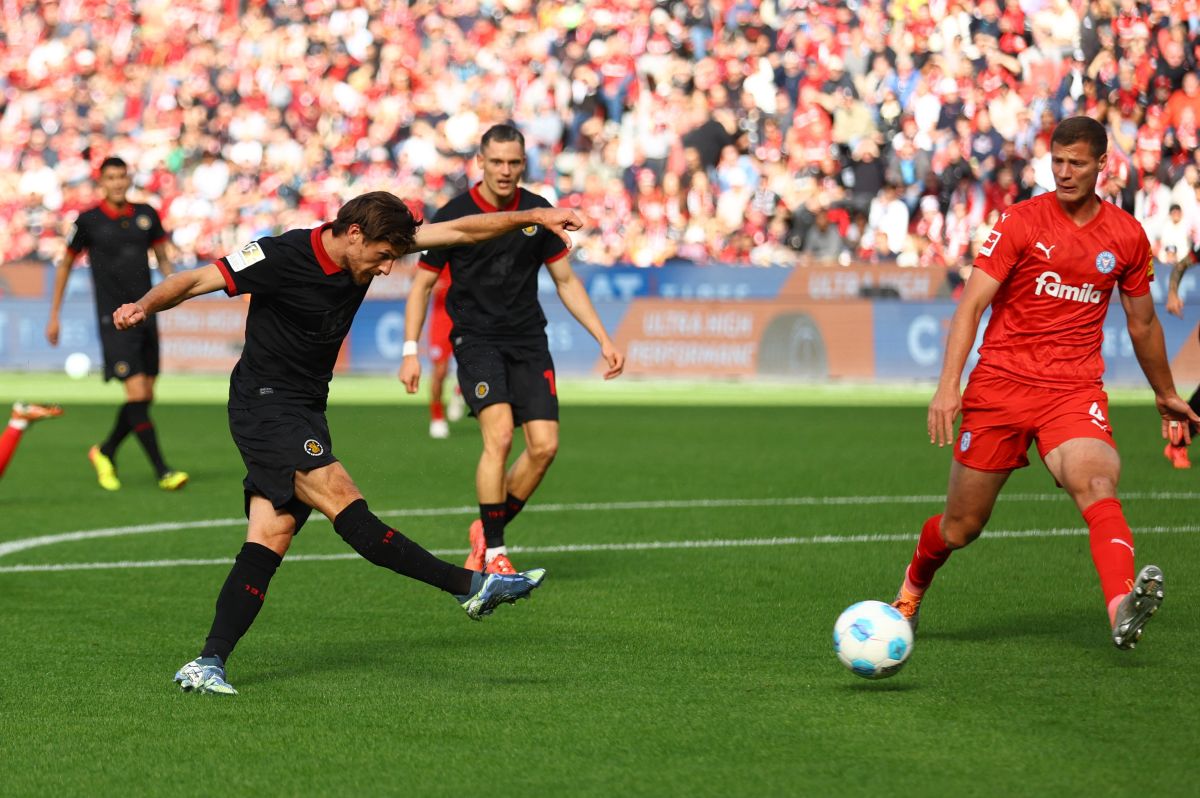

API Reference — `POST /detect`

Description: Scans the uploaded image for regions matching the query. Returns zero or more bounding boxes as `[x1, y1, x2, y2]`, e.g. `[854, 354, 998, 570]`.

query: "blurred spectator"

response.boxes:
[0, 0, 1197, 275]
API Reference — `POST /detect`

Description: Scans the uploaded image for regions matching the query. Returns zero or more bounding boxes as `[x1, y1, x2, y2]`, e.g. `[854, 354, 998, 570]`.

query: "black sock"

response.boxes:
[480, 502, 507, 548]
[125, 400, 169, 475]
[334, 499, 472, 594]
[100, 403, 133, 459]
[1188, 385, 1200, 443]
[505, 493, 527, 526]
[200, 542, 282, 663]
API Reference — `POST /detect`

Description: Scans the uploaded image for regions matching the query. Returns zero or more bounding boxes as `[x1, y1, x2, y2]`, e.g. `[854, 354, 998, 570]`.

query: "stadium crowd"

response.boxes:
[3, 0, 1200, 276]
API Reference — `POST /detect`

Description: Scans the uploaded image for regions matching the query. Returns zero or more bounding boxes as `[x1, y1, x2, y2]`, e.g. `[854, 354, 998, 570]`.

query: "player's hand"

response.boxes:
[600, 341, 625, 380]
[927, 383, 962, 448]
[1158, 393, 1200, 444]
[45, 317, 60, 346]
[536, 208, 584, 249]
[1166, 291, 1184, 318]
[399, 356, 421, 394]
[112, 303, 146, 330]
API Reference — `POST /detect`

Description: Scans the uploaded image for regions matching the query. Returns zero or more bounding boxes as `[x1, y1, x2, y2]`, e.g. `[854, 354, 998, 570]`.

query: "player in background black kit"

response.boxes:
[1162, 245, 1200, 468]
[45, 156, 188, 492]
[400, 124, 625, 575]
[114, 191, 581, 694]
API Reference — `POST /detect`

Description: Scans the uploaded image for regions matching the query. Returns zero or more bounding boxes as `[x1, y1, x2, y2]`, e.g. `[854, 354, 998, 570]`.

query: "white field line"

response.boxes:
[1, 524, 1197, 575]
[2, 491, 1198, 570]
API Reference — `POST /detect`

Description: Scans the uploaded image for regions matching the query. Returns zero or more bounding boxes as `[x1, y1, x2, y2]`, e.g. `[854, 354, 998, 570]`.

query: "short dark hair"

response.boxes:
[1051, 116, 1108, 158]
[99, 156, 128, 173]
[480, 123, 525, 152]
[329, 191, 421, 253]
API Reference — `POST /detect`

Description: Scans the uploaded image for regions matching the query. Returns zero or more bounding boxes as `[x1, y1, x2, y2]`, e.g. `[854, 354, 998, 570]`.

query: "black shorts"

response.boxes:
[99, 317, 159, 382]
[454, 338, 559, 425]
[227, 403, 338, 533]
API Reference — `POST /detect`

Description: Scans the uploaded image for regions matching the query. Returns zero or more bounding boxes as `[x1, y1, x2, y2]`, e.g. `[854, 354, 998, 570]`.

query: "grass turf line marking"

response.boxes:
[2, 491, 1198, 561]
[1, 524, 1197, 574]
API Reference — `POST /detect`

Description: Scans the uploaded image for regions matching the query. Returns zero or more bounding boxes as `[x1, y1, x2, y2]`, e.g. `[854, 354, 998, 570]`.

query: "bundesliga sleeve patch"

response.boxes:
[979, 228, 1002, 257]
[226, 241, 267, 272]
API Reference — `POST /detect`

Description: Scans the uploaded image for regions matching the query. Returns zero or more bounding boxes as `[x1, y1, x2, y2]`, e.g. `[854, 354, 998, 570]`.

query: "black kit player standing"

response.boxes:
[1162, 245, 1200, 468]
[114, 191, 582, 694]
[46, 156, 188, 491]
[400, 124, 625, 575]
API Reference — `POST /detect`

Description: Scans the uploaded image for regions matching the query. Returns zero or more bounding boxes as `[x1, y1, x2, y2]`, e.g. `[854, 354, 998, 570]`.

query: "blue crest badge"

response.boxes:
[1095, 251, 1116, 274]
[960, 431, 972, 452]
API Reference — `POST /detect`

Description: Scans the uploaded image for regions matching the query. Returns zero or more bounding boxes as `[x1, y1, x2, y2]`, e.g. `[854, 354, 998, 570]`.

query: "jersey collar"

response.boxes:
[98, 200, 134, 219]
[469, 183, 521, 212]
[310, 224, 343, 276]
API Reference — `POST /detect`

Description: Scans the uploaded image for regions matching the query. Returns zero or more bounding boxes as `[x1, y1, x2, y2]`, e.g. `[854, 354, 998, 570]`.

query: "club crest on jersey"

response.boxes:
[960, 431, 972, 452]
[521, 225, 538, 236]
[1034, 271, 1103, 304]
[1095, 251, 1116, 274]
[474, 382, 490, 399]
[303, 439, 324, 456]
[136, 215, 152, 231]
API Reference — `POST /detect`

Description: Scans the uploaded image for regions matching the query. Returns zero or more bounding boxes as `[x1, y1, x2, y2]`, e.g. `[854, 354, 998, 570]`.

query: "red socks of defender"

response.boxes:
[1083, 498, 1135, 615]
[0, 422, 25, 479]
[905, 514, 951, 593]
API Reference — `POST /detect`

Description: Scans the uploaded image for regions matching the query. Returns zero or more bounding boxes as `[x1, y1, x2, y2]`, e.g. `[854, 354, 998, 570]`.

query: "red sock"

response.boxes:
[905, 514, 951, 593]
[1083, 498, 1135, 606]
[430, 400, 445, 421]
[0, 422, 25, 479]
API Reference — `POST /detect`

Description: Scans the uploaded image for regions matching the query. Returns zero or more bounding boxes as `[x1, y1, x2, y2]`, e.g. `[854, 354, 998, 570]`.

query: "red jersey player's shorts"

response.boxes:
[955, 371, 1115, 471]
[428, 281, 453, 365]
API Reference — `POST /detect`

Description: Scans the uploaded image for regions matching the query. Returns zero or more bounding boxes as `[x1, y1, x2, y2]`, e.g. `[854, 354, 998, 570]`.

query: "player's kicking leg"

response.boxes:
[892, 462, 1009, 634]
[1111, 565, 1164, 650]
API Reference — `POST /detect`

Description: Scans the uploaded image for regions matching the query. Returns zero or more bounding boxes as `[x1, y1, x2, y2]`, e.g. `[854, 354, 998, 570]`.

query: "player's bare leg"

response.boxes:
[472, 403, 518, 571]
[482, 419, 560, 572]
[893, 462, 1009, 632]
[429, 357, 450, 439]
[1043, 437, 1161, 646]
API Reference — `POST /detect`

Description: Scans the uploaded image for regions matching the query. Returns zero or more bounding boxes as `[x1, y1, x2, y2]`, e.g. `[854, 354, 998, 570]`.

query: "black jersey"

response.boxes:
[419, 185, 568, 342]
[215, 225, 366, 408]
[68, 201, 168, 317]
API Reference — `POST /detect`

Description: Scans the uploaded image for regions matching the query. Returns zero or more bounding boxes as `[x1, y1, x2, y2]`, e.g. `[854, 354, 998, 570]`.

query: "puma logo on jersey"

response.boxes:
[1034, 242, 1056, 259]
[999, 212, 1010, 224]
[1034, 271, 1103, 303]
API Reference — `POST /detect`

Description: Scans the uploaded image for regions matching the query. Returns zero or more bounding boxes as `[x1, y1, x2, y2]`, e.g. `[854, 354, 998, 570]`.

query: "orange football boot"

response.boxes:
[464, 519, 486, 571]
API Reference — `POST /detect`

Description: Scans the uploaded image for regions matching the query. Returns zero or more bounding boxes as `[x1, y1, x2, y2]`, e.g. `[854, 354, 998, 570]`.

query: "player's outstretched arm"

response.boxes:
[1121, 290, 1200, 441]
[399, 267, 440, 393]
[929, 268, 1001, 447]
[113, 263, 227, 330]
[547, 256, 625, 379]
[45, 250, 78, 346]
[409, 208, 582, 253]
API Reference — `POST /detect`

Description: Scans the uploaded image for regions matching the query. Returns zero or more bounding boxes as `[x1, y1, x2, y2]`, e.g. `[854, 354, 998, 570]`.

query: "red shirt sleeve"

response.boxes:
[972, 208, 1029, 283]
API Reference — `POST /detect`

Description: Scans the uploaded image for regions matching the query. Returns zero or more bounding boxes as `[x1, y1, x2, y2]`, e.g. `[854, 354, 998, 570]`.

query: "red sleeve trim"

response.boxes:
[214, 259, 238, 295]
[971, 257, 1005, 283]
[66, 246, 82, 256]
[151, 235, 169, 246]
[417, 261, 443, 272]
[545, 248, 569, 264]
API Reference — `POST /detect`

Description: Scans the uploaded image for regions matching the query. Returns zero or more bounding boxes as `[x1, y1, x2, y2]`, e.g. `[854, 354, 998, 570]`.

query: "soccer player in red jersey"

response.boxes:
[1161, 242, 1200, 468]
[891, 117, 1198, 650]
[424, 268, 465, 439]
[0, 403, 63, 481]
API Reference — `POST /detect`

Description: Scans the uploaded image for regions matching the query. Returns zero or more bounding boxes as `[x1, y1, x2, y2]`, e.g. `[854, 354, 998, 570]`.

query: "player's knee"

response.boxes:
[527, 437, 558, 466]
[483, 427, 514, 457]
[941, 515, 985, 548]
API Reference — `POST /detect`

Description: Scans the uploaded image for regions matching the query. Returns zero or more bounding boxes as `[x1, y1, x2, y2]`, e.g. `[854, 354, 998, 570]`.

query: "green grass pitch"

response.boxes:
[0, 376, 1196, 796]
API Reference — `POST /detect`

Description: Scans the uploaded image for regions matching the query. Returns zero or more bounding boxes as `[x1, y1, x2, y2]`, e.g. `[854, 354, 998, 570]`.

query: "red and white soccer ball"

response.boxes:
[833, 600, 914, 679]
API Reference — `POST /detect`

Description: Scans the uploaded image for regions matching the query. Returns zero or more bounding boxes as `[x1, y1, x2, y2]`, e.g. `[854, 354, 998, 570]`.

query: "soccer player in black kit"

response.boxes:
[400, 125, 625, 575]
[46, 156, 188, 491]
[114, 191, 582, 694]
